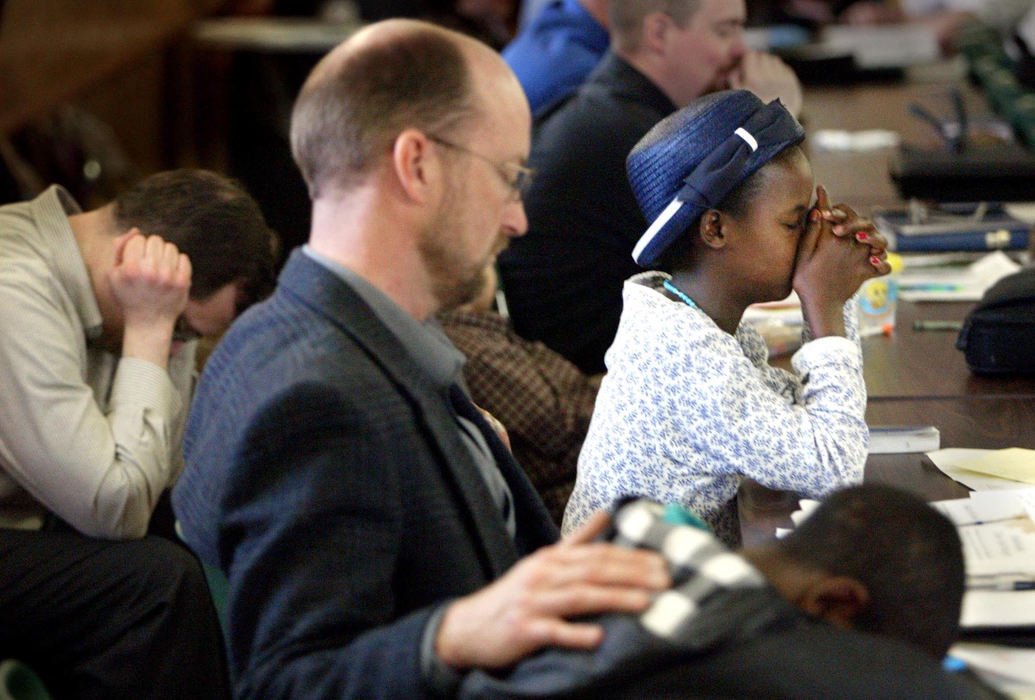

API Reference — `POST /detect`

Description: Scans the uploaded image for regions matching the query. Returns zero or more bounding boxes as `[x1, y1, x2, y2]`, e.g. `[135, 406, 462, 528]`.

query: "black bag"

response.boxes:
[956, 266, 1035, 374]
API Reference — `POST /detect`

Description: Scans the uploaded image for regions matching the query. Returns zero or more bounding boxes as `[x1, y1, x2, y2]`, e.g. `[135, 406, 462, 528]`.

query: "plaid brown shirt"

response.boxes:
[439, 310, 602, 524]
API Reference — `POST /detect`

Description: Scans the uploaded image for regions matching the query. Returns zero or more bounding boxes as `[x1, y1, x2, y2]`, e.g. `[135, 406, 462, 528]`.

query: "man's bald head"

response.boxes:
[290, 19, 508, 199]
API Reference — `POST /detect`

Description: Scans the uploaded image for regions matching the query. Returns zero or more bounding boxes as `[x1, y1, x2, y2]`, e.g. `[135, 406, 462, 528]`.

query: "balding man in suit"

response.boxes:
[173, 19, 669, 699]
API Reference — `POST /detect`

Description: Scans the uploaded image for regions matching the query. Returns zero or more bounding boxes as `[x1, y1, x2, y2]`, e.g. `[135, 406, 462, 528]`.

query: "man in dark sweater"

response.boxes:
[499, 0, 802, 373]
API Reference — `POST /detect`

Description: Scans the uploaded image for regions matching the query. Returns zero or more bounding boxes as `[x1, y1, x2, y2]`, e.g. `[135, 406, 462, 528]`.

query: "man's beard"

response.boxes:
[418, 197, 508, 312]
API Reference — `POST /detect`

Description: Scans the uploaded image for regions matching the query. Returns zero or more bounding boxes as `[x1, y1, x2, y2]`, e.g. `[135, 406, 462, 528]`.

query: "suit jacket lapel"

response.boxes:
[278, 252, 537, 577]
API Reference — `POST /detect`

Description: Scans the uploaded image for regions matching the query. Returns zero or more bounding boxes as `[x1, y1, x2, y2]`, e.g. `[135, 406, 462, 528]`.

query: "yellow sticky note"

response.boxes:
[954, 448, 1035, 484]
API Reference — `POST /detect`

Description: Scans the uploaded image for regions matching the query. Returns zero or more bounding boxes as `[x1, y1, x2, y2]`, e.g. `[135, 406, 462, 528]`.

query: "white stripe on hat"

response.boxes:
[632, 196, 684, 263]
[734, 127, 758, 152]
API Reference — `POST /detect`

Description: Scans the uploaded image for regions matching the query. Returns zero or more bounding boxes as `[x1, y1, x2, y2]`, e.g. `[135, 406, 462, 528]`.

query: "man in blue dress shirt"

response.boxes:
[503, 0, 611, 112]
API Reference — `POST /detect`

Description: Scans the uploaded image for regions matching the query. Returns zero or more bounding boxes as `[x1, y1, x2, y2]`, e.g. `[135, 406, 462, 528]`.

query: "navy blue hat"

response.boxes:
[627, 90, 806, 267]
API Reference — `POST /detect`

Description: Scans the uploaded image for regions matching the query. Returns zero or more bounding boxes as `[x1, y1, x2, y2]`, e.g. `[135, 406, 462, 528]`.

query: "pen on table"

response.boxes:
[913, 320, 964, 332]
[966, 572, 1035, 591]
[966, 579, 1035, 591]
[899, 283, 964, 292]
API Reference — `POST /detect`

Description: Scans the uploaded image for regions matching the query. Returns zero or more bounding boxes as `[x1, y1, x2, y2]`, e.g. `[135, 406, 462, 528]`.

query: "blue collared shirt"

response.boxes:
[502, 0, 610, 113]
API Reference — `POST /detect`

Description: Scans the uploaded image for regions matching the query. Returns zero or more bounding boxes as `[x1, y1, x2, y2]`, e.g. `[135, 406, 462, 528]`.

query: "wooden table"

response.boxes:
[773, 299, 1035, 400]
[863, 300, 1035, 399]
[745, 310, 1035, 544]
[802, 66, 993, 213]
[745, 299, 1035, 543]
[743, 393, 1035, 519]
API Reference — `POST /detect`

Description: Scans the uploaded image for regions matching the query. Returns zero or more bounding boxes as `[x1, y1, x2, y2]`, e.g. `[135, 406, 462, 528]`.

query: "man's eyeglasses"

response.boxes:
[426, 134, 535, 201]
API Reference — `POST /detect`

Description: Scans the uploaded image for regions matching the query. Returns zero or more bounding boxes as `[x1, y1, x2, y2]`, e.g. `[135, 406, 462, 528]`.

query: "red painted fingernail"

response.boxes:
[870, 255, 881, 266]
[856, 232, 869, 241]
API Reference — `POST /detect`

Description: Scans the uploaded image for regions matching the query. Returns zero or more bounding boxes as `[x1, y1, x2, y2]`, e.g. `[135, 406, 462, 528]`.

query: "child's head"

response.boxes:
[627, 90, 808, 273]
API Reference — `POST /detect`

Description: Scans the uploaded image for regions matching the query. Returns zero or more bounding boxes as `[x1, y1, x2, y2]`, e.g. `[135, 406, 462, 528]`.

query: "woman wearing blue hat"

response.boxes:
[562, 89, 889, 546]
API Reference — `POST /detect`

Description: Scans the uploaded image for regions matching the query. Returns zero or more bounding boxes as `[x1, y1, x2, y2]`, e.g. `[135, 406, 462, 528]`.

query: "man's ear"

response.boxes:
[391, 129, 435, 204]
[641, 11, 671, 54]
[799, 575, 870, 629]
[699, 210, 726, 250]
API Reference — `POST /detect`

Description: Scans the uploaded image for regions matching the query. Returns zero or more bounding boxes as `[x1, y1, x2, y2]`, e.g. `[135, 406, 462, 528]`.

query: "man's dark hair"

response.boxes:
[290, 21, 478, 198]
[777, 484, 964, 658]
[113, 169, 278, 310]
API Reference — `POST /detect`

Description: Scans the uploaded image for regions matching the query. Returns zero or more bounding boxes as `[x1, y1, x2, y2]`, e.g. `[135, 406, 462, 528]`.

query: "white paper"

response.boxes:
[928, 449, 1035, 491]
[811, 129, 900, 152]
[897, 251, 1021, 302]
[972, 489, 1035, 524]
[950, 642, 1035, 688]
[789, 499, 820, 526]
[774, 499, 821, 539]
[961, 589, 1035, 628]
[820, 24, 940, 69]
[1004, 201, 1035, 224]
[957, 517, 1035, 576]
[1014, 490, 1035, 523]
[931, 495, 1026, 526]
[957, 516, 1035, 630]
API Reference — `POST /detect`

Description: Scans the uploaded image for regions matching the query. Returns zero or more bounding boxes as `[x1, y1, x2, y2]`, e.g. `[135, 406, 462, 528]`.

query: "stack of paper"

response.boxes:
[928, 448, 1035, 491]
[932, 489, 1035, 633]
[820, 24, 940, 69]
[896, 250, 1022, 302]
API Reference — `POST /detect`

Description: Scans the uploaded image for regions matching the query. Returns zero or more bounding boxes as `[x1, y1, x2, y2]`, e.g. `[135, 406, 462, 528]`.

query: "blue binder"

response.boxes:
[875, 204, 1031, 253]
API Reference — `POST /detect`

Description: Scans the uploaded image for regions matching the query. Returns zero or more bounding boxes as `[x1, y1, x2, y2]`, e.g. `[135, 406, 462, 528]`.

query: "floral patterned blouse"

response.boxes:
[562, 272, 867, 545]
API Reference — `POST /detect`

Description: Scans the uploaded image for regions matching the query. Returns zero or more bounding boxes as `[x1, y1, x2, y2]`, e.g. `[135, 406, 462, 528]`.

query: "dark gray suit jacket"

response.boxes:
[173, 250, 558, 699]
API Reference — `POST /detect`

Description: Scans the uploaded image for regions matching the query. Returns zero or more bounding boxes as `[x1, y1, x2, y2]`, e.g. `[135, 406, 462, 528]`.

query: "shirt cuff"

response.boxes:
[110, 356, 181, 418]
[420, 602, 465, 696]
[792, 335, 861, 371]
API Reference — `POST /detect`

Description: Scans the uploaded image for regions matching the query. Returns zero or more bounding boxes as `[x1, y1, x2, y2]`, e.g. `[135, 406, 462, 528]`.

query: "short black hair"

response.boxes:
[113, 169, 279, 310]
[777, 484, 964, 658]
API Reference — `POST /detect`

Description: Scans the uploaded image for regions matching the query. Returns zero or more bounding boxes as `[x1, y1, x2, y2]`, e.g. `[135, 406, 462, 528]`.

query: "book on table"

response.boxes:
[867, 425, 941, 454]
[874, 202, 1031, 253]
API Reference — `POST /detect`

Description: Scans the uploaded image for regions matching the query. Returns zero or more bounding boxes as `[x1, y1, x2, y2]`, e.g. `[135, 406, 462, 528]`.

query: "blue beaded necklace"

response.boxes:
[663, 279, 699, 310]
